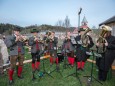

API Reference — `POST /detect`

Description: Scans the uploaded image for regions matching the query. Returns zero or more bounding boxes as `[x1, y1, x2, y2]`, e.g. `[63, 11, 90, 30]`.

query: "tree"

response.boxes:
[64, 16, 71, 28]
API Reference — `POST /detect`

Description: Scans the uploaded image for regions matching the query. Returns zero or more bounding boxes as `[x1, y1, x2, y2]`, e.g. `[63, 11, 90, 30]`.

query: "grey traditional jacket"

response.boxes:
[28, 36, 43, 53]
[5, 35, 25, 55]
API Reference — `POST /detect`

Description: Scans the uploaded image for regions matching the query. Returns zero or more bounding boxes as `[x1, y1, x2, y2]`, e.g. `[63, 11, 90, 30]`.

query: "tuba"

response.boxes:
[97, 25, 112, 53]
[81, 27, 91, 47]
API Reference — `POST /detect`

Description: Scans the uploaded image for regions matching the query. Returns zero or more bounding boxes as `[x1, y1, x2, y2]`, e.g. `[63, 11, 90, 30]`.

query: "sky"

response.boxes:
[0, 0, 115, 28]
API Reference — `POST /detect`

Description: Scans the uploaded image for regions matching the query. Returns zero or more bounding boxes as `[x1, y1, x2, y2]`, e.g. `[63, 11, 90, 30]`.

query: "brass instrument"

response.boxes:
[34, 35, 44, 43]
[97, 25, 112, 53]
[49, 34, 54, 41]
[81, 27, 91, 47]
[16, 34, 28, 42]
[45, 31, 54, 42]
[46, 31, 52, 36]
[65, 31, 71, 41]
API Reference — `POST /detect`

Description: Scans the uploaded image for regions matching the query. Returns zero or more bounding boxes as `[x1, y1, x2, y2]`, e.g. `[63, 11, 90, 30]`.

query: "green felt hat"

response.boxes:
[31, 29, 39, 33]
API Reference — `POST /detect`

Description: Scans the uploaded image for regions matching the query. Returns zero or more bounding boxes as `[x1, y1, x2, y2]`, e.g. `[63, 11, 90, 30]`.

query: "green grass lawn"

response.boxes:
[0, 48, 115, 86]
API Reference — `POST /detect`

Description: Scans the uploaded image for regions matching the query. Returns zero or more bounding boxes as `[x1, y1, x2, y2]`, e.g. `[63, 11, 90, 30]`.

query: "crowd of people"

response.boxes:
[0, 25, 115, 85]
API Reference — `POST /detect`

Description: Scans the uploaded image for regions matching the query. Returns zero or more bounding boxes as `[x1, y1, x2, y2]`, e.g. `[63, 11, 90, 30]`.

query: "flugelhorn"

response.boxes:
[16, 34, 28, 42]
[34, 35, 44, 43]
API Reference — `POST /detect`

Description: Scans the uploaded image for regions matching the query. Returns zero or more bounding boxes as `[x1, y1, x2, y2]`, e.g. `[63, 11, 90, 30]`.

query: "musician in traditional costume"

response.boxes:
[96, 25, 115, 81]
[5, 28, 26, 84]
[62, 31, 75, 66]
[75, 28, 94, 71]
[28, 29, 43, 80]
[45, 31, 58, 66]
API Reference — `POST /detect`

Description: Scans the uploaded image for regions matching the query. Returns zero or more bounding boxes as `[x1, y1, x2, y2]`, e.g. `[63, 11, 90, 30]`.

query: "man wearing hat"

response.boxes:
[28, 29, 43, 80]
[62, 31, 75, 67]
[5, 27, 25, 84]
[75, 27, 94, 71]
[96, 25, 115, 81]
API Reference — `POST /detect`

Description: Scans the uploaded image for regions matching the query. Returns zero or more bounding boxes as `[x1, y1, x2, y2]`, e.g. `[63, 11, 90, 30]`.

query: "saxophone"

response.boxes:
[81, 27, 91, 47]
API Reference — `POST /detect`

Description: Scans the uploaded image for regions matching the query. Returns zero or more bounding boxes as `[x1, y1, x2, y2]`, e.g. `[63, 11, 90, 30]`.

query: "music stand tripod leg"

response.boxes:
[83, 50, 103, 85]
[42, 58, 54, 78]
[62, 56, 72, 71]
[65, 59, 82, 86]
[50, 66, 63, 77]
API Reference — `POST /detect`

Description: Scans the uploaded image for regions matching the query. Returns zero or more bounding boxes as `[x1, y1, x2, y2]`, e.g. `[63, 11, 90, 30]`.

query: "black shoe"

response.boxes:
[50, 64, 53, 67]
[56, 66, 60, 71]
[32, 77, 36, 81]
[9, 80, 14, 85]
[81, 68, 84, 71]
[71, 65, 74, 67]
[99, 78, 106, 81]
[77, 68, 81, 71]
[36, 69, 40, 72]
[18, 76, 24, 79]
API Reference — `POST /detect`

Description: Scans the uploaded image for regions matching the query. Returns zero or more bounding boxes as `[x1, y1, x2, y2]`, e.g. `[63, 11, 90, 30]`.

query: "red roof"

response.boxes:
[73, 25, 88, 33]
[80, 25, 88, 28]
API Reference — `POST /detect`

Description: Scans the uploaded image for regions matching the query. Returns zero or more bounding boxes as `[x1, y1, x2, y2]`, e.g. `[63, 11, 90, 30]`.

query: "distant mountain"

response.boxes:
[0, 23, 75, 35]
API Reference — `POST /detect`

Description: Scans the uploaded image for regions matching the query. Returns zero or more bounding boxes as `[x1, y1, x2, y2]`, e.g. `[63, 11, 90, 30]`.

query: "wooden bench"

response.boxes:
[2, 55, 50, 69]
[87, 59, 115, 70]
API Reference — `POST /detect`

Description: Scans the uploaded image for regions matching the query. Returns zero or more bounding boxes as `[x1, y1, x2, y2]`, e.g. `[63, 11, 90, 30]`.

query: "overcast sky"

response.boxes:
[0, 0, 115, 28]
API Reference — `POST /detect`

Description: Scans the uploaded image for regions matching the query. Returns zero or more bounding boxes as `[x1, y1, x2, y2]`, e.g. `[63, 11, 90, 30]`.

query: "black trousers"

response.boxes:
[31, 52, 40, 63]
[98, 69, 108, 81]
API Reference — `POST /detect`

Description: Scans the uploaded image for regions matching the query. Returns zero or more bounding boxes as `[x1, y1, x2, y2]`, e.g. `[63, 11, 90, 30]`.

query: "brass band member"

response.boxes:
[62, 31, 75, 66]
[75, 28, 94, 71]
[28, 29, 43, 80]
[96, 25, 115, 81]
[44, 31, 58, 66]
[5, 28, 25, 85]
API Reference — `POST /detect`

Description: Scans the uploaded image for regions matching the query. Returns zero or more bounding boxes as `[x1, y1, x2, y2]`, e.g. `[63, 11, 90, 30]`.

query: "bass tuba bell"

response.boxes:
[97, 25, 112, 53]
[81, 27, 91, 47]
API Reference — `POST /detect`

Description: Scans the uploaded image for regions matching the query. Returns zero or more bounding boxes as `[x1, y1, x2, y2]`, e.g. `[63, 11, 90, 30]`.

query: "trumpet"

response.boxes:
[16, 34, 28, 42]
[34, 35, 44, 43]
[65, 31, 71, 41]
[49, 35, 54, 41]
[44, 31, 54, 42]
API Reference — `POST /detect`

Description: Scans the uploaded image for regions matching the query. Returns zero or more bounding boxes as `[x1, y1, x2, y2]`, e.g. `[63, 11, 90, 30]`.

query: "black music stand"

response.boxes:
[49, 47, 63, 77]
[62, 50, 72, 70]
[65, 55, 82, 86]
[83, 50, 103, 85]
[41, 57, 54, 78]
[39, 50, 54, 78]
[49, 59, 63, 77]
